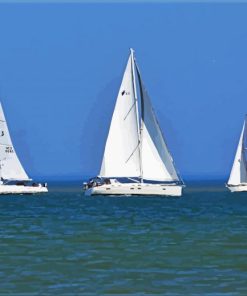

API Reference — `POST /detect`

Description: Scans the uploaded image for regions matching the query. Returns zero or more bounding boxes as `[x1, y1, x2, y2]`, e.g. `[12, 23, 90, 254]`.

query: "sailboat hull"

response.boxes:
[227, 184, 247, 192]
[0, 185, 48, 194]
[85, 183, 182, 197]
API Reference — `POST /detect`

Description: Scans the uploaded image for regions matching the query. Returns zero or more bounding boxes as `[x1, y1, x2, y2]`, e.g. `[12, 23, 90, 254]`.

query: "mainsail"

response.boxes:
[100, 52, 141, 178]
[99, 49, 181, 183]
[228, 120, 247, 185]
[0, 103, 30, 181]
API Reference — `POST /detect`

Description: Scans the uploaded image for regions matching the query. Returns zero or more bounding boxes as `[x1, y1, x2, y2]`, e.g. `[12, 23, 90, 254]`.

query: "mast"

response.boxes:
[130, 48, 143, 182]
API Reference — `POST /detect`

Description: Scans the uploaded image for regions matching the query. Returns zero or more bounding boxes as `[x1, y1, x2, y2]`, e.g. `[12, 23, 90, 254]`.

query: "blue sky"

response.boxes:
[0, 2, 247, 180]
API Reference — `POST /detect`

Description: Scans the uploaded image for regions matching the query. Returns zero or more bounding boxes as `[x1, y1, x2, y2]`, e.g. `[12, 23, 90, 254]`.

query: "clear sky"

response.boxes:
[0, 2, 247, 181]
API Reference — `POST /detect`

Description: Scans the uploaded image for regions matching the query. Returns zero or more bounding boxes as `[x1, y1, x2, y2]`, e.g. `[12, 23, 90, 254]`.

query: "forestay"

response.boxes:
[100, 55, 141, 178]
[228, 121, 247, 185]
[0, 103, 30, 181]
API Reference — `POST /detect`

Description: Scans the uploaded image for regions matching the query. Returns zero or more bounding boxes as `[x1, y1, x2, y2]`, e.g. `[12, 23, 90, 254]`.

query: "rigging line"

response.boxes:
[125, 141, 140, 164]
[123, 99, 137, 121]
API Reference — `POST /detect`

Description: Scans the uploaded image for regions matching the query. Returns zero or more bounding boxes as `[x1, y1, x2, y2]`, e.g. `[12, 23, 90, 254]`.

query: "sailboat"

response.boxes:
[0, 103, 48, 194]
[227, 117, 247, 192]
[84, 49, 184, 196]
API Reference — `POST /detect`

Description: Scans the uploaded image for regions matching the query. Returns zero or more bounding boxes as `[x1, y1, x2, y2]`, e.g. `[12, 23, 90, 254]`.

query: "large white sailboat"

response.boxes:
[84, 49, 184, 196]
[227, 118, 247, 192]
[0, 103, 48, 194]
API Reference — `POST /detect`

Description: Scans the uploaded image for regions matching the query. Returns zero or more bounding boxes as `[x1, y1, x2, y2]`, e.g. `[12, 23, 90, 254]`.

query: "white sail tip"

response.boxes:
[130, 48, 135, 54]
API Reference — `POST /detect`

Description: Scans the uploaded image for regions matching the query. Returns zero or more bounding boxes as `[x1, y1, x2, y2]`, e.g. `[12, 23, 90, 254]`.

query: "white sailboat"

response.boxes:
[84, 49, 184, 196]
[0, 103, 48, 194]
[227, 118, 247, 192]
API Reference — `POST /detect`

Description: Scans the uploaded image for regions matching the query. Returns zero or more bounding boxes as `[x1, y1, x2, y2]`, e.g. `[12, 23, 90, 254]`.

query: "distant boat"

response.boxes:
[84, 49, 184, 196]
[0, 103, 48, 194]
[227, 117, 247, 192]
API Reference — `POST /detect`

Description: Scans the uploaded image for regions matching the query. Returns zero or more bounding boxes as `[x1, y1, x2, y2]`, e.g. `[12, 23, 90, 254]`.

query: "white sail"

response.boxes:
[228, 121, 247, 185]
[136, 66, 180, 182]
[0, 103, 30, 181]
[100, 54, 141, 178]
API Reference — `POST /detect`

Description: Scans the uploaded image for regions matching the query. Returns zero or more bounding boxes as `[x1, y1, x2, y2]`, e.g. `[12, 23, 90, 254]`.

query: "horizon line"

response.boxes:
[0, 1, 247, 3]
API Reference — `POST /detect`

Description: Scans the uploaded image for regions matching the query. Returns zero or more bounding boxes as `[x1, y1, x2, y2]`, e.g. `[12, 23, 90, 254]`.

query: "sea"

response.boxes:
[0, 181, 247, 295]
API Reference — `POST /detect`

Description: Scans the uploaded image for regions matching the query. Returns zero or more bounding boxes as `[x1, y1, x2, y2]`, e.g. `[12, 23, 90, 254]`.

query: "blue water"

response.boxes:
[0, 182, 247, 295]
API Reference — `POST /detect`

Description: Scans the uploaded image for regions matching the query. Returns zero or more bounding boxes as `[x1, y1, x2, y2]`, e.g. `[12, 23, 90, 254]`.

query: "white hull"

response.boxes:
[227, 184, 247, 192]
[0, 185, 48, 194]
[85, 183, 182, 197]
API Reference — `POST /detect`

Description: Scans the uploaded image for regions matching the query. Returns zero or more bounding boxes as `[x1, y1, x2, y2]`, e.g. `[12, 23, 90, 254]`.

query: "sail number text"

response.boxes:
[5, 146, 14, 153]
